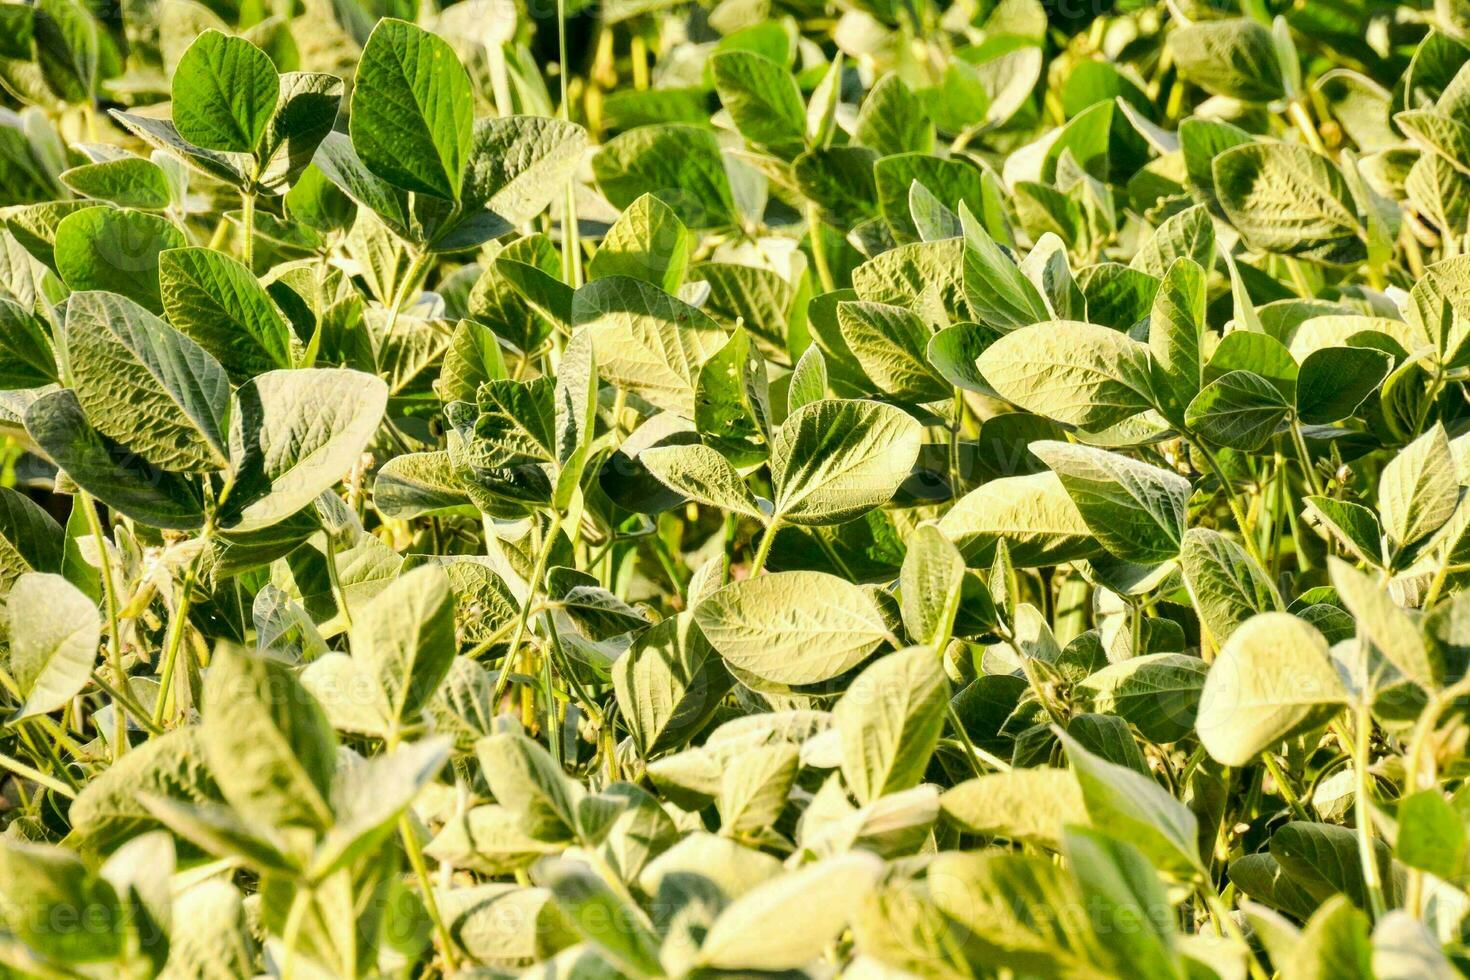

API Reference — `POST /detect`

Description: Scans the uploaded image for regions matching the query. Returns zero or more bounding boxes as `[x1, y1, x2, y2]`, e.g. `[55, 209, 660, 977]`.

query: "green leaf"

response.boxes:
[23, 388, 206, 530]
[1169, 18, 1286, 102]
[770, 399, 922, 526]
[537, 859, 662, 977]
[1303, 496, 1384, 566]
[588, 192, 689, 292]
[1378, 422, 1461, 553]
[63, 289, 232, 472]
[0, 487, 64, 593]
[1133, 205, 1215, 279]
[940, 767, 1087, 847]
[693, 570, 891, 685]
[1147, 257, 1207, 427]
[461, 115, 587, 227]
[1063, 828, 1182, 980]
[837, 300, 949, 402]
[1296, 346, 1391, 424]
[977, 320, 1153, 429]
[347, 565, 456, 731]
[0, 842, 123, 964]
[255, 72, 345, 192]
[6, 572, 98, 721]
[475, 732, 582, 842]
[60, 157, 173, 210]
[1330, 558, 1442, 690]
[576, 275, 728, 418]
[711, 51, 806, 155]
[1056, 726, 1202, 875]
[0, 305, 54, 399]
[938, 471, 1100, 568]
[350, 17, 474, 201]
[855, 74, 934, 157]
[1197, 612, 1346, 766]
[1031, 440, 1191, 565]
[171, 30, 278, 155]
[158, 246, 295, 380]
[639, 443, 766, 520]
[878, 155, 985, 243]
[695, 853, 884, 971]
[835, 645, 949, 803]
[899, 524, 965, 648]
[1180, 528, 1281, 643]
[613, 611, 733, 756]
[1396, 789, 1466, 880]
[592, 125, 738, 230]
[926, 850, 1104, 976]
[1080, 654, 1207, 743]
[960, 203, 1051, 331]
[202, 643, 337, 836]
[786, 344, 828, 413]
[1185, 370, 1291, 452]
[222, 368, 388, 533]
[1213, 143, 1367, 265]
[53, 206, 187, 312]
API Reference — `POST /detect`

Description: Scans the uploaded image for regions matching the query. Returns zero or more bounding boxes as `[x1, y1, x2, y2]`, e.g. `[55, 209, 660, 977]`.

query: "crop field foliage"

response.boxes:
[3, 0, 1470, 976]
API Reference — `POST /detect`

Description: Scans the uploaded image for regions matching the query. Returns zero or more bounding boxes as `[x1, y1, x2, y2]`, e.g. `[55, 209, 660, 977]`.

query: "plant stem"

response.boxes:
[77, 492, 127, 759]
[749, 520, 778, 575]
[946, 703, 1008, 774]
[324, 529, 354, 632]
[1287, 421, 1325, 498]
[630, 32, 649, 90]
[1261, 751, 1311, 821]
[152, 528, 212, 728]
[491, 511, 564, 706]
[90, 671, 163, 737]
[240, 191, 256, 271]
[949, 389, 966, 497]
[382, 249, 432, 360]
[1199, 886, 1270, 980]
[399, 814, 460, 972]
[557, 0, 582, 288]
[807, 204, 836, 293]
[1335, 711, 1387, 921]
[1288, 99, 1327, 155]
[0, 749, 75, 798]
[1190, 438, 1267, 568]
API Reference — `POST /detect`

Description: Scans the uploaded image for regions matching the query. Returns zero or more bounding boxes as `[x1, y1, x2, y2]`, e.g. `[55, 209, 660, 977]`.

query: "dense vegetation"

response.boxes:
[2, 0, 1470, 975]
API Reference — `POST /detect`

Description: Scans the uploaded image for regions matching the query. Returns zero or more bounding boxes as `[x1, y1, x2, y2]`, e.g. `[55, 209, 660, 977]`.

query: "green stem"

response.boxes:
[749, 520, 779, 575]
[807, 203, 836, 293]
[152, 527, 212, 728]
[1190, 438, 1267, 568]
[381, 249, 432, 362]
[946, 703, 1009, 775]
[17, 723, 77, 793]
[90, 671, 163, 737]
[399, 814, 460, 972]
[557, 0, 581, 288]
[240, 191, 256, 272]
[949, 389, 966, 497]
[280, 887, 311, 980]
[77, 492, 127, 759]
[324, 530, 354, 632]
[1288, 421, 1326, 498]
[1261, 752, 1311, 822]
[491, 511, 564, 706]
[0, 749, 75, 799]
[1288, 99, 1327, 155]
[1335, 712, 1387, 921]
[1200, 886, 1270, 980]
